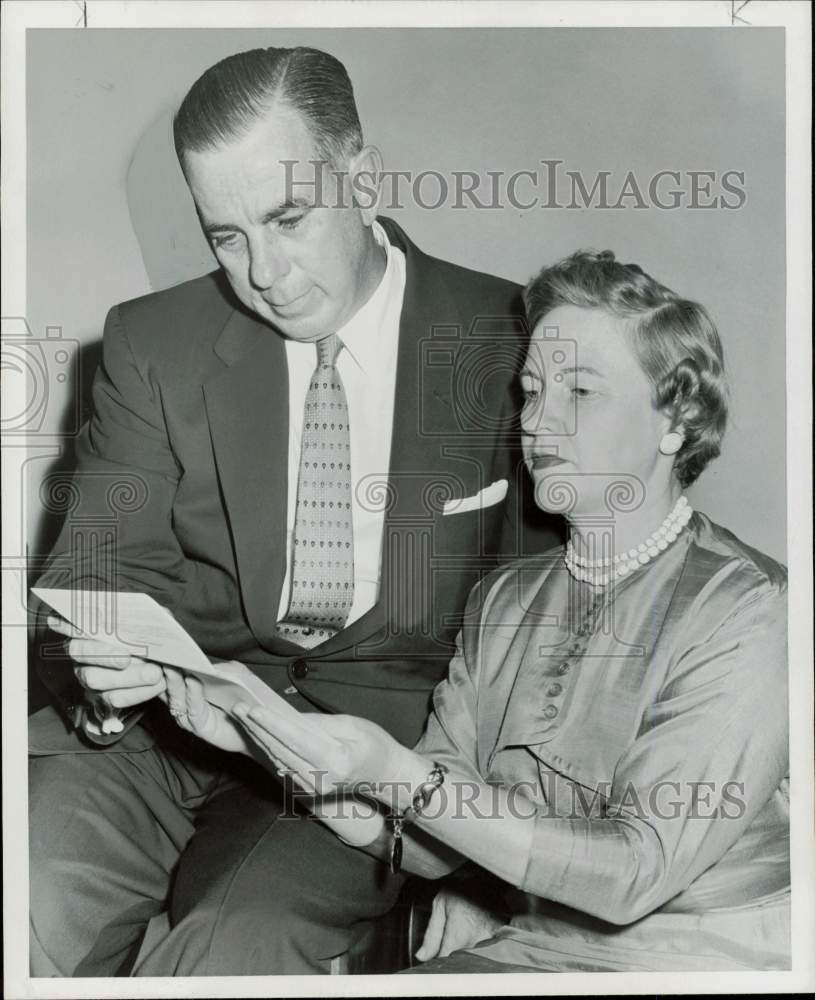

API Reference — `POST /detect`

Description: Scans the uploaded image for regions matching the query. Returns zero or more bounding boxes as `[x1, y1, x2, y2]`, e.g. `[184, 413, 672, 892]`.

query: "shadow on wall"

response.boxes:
[126, 110, 216, 292]
[33, 113, 214, 559]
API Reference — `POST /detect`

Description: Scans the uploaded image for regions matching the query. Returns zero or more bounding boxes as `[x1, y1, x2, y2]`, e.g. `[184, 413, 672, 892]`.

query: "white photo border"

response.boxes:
[2, 2, 812, 997]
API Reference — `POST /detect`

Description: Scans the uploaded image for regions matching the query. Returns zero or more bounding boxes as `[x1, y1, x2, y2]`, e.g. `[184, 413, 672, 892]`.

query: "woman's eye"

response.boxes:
[571, 386, 594, 398]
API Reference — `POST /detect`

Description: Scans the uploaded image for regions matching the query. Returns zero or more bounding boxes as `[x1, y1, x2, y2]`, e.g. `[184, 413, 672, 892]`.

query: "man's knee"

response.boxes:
[166, 810, 403, 974]
[28, 745, 197, 977]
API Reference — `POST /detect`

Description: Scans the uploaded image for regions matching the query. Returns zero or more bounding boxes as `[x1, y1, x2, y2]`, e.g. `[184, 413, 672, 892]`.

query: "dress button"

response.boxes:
[543, 704, 558, 720]
[557, 661, 571, 675]
[291, 658, 309, 679]
[547, 682, 563, 697]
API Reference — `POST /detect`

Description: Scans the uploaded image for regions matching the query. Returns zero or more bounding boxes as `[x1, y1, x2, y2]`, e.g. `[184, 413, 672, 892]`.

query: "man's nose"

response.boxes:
[247, 234, 291, 291]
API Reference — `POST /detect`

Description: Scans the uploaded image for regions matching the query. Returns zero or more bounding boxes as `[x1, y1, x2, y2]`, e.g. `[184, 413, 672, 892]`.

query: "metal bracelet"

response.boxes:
[388, 761, 448, 875]
[411, 762, 449, 815]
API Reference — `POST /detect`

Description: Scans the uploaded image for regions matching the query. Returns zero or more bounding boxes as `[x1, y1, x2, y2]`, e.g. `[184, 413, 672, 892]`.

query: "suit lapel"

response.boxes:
[203, 309, 289, 646]
[317, 221, 470, 655]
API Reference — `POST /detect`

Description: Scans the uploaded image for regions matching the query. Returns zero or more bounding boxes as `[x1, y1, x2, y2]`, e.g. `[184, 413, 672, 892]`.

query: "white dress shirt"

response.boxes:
[277, 221, 406, 627]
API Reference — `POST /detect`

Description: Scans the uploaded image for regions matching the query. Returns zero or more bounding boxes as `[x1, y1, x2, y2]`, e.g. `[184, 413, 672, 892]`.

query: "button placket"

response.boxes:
[541, 592, 605, 723]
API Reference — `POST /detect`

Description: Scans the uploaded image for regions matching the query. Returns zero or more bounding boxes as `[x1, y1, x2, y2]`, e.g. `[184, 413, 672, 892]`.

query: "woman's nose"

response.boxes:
[248, 235, 291, 291]
[523, 393, 567, 437]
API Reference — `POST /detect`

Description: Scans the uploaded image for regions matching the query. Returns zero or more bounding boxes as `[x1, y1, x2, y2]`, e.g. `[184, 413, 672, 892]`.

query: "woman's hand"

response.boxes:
[162, 667, 254, 756]
[415, 887, 506, 962]
[232, 702, 406, 796]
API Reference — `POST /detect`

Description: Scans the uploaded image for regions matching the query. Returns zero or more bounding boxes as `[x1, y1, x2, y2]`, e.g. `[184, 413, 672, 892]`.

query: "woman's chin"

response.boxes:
[531, 472, 584, 516]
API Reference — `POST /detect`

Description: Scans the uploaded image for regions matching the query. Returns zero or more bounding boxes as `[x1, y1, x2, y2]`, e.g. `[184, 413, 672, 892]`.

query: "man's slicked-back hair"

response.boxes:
[173, 46, 364, 168]
[524, 250, 728, 488]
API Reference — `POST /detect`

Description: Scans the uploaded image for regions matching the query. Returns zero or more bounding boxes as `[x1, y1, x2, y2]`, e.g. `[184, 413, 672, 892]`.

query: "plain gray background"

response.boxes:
[26, 27, 786, 561]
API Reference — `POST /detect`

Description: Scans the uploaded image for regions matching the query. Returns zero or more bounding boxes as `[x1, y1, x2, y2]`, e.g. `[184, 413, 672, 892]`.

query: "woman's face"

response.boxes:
[520, 305, 674, 515]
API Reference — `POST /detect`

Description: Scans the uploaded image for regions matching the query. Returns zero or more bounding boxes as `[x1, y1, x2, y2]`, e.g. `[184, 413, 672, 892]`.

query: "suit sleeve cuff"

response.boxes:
[73, 701, 144, 747]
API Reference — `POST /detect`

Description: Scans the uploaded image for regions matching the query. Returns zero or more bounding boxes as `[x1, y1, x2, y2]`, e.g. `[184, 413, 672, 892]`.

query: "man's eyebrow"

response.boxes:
[259, 198, 312, 225]
[203, 198, 311, 235]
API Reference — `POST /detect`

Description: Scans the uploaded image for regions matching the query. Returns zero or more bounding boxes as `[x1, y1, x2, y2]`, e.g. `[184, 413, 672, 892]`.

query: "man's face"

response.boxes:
[184, 105, 375, 342]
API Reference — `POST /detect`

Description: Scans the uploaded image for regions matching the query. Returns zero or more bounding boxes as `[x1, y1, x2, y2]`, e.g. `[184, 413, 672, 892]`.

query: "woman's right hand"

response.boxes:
[162, 667, 254, 756]
[415, 886, 506, 962]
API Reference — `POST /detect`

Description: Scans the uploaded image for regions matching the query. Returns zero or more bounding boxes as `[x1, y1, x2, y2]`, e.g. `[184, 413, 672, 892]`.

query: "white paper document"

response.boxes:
[31, 588, 300, 717]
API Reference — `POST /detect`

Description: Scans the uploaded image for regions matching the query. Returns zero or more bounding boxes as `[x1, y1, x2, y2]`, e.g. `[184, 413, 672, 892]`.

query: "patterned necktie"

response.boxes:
[278, 334, 354, 648]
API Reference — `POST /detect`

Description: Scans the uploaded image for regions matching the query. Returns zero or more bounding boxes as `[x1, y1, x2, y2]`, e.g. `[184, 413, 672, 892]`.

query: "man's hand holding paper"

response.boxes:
[33, 588, 304, 740]
[45, 613, 167, 734]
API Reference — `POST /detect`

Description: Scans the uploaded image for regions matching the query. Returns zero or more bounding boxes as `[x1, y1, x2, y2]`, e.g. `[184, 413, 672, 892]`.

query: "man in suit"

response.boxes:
[29, 45, 553, 976]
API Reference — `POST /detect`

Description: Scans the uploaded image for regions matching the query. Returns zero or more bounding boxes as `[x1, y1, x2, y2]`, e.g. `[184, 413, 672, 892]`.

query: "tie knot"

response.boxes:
[316, 334, 342, 368]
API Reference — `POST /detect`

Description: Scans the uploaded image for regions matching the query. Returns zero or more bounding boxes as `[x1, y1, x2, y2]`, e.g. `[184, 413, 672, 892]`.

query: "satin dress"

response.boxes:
[410, 512, 789, 972]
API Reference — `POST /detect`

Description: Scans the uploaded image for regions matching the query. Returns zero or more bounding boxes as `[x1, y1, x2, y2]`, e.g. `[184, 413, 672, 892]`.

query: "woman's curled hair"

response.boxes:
[523, 249, 728, 487]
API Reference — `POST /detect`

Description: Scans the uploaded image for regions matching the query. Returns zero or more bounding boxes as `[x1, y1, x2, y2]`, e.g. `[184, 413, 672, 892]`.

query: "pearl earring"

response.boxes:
[659, 431, 684, 456]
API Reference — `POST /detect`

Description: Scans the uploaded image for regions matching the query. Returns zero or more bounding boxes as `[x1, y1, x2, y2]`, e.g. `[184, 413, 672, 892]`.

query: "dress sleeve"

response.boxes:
[411, 577, 493, 787]
[519, 581, 788, 925]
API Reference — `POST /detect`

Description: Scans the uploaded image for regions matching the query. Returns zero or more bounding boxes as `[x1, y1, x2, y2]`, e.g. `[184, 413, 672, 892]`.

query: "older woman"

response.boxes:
[166, 250, 789, 972]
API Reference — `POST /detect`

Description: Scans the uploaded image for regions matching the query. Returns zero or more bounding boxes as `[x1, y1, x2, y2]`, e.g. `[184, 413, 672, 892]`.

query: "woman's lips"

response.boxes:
[529, 454, 569, 470]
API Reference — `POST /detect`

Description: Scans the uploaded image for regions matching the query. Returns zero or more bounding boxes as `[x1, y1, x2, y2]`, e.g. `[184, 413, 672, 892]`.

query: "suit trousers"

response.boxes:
[29, 706, 405, 976]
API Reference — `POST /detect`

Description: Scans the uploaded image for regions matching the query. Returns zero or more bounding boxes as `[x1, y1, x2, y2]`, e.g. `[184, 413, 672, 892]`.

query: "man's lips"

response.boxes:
[265, 287, 313, 311]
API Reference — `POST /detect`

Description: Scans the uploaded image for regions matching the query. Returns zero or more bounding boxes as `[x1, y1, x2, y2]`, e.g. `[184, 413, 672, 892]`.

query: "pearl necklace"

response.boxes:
[564, 496, 693, 587]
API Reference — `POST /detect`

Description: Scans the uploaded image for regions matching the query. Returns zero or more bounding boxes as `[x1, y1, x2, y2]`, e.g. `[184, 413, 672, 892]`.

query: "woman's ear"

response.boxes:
[346, 145, 384, 225]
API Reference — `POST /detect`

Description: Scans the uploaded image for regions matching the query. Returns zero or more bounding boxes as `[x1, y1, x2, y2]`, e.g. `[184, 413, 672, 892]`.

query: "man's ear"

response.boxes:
[346, 145, 384, 225]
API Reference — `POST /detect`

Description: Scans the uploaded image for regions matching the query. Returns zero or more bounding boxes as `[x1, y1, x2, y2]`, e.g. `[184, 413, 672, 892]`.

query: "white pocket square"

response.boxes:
[442, 479, 508, 516]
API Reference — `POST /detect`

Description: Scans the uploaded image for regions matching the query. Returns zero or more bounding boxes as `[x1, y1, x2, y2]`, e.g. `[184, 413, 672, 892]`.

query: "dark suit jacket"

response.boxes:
[32, 218, 557, 747]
